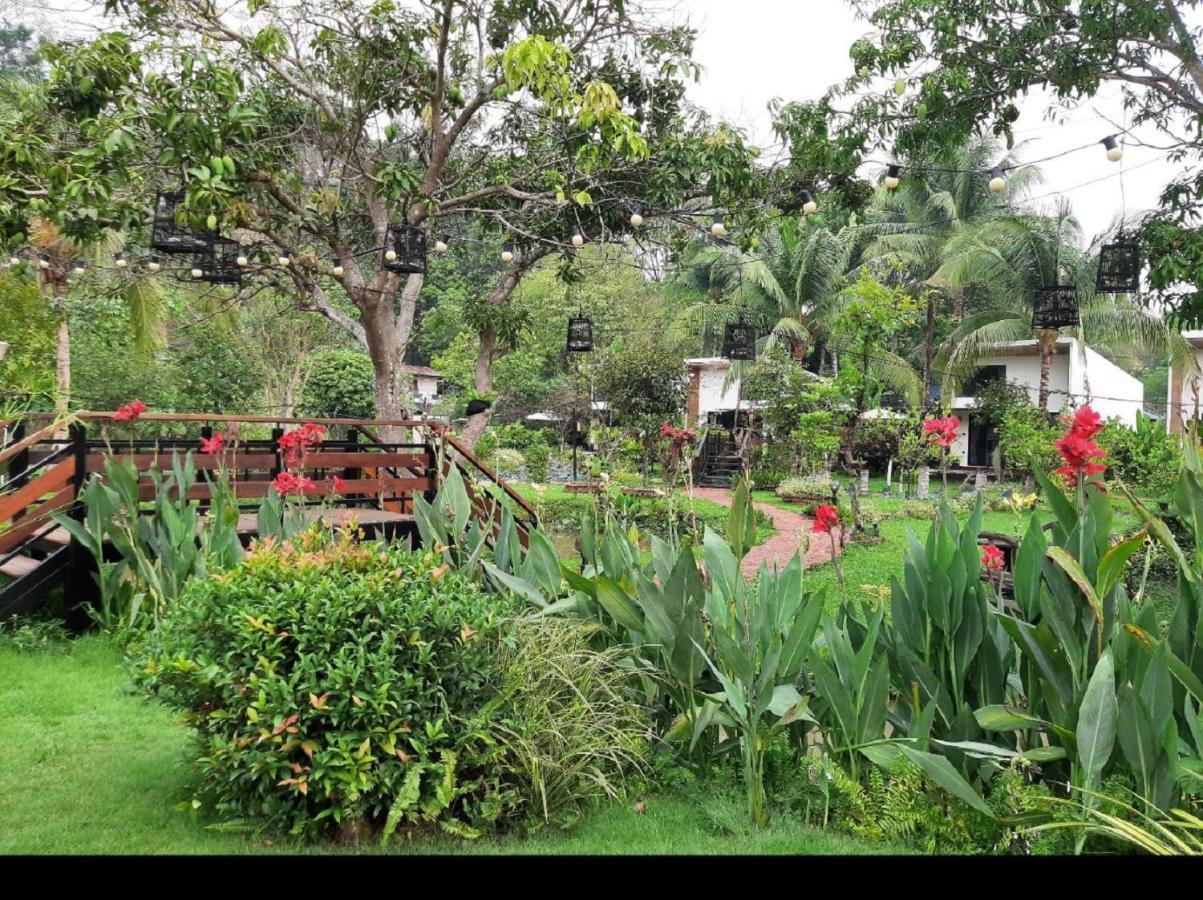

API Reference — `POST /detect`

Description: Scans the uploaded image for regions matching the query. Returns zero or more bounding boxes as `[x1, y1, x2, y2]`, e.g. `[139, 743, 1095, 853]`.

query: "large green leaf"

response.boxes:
[1076, 649, 1117, 793]
[898, 745, 995, 817]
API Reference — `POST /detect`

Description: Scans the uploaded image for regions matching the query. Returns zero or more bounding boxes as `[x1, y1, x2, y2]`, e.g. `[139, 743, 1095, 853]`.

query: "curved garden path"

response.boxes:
[690, 487, 843, 578]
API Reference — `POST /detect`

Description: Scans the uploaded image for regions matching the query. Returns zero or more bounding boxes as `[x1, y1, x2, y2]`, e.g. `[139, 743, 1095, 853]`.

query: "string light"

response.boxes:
[988, 166, 1006, 193]
[1102, 135, 1123, 162]
[38, 254, 50, 269]
[630, 204, 644, 228]
[71, 260, 87, 276]
[384, 247, 397, 262]
[236, 252, 249, 267]
[8, 255, 19, 267]
[884, 164, 900, 190]
[190, 265, 203, 279]
[501, 243, 515, 263]
[278, 251, 292, 267]
[801, 191, 818, 215]
[332, 260, 345, 276]
[571, 227, 585, 248]
[710, 214, 726, 237]
[114, 252, 127, 269]
[147, 256, 161, 272]
[434, 235, 449, 253]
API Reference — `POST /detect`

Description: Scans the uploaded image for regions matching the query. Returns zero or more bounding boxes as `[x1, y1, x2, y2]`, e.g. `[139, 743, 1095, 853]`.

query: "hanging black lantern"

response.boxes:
[722, 318, 756, 361]
[1032, 286, 1080, 330]
[381, 224, 427, 274]
[1096, 239, 1140, 294]
[566, 316, 594, 352]
[150, 190, 213, 254]
[194, 237, 243, 285]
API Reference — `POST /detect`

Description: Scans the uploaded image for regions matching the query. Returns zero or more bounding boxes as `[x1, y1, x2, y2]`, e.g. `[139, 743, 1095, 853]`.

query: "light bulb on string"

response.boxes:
[236, 253, 249, 267]
[571, 227, 585, 248]
[884, 164, 900, 190]
[71, 261, 87, 276]
[501, 243, 515, 264]
[278, 252, 292, 267]
[710, 214, 726, 237]
[332, 261, 345, 277]
[630, 204, 644, 228]
[801, 191, 818, 216]
[114, 252, 127, 269]
[8, 255, 19, 267]
[1102, 135, 1123, 162]
[147, 256, 161, 273]
[38, 254, 50, 270]
[988, 166, 1006, 193]
[434, 235, 449, 253]
[384, 247, 397, 262]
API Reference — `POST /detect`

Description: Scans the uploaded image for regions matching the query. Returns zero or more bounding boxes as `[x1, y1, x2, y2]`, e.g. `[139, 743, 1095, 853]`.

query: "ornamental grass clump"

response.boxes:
[139, 528, 521, 840]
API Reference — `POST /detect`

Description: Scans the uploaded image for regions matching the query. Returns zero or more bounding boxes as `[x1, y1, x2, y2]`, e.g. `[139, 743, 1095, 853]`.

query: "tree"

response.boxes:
[16, 1, 755, 445]
[592, 337, 684, 483]
[825, 0, 1203, 321]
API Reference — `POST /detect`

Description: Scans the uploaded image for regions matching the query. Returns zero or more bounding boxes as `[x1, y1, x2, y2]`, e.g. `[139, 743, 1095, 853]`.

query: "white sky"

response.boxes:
[680, 0, 1175, 244]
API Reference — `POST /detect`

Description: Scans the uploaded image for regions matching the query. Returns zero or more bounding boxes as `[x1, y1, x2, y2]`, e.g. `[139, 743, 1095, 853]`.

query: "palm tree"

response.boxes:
[933, 208, 1191, 410]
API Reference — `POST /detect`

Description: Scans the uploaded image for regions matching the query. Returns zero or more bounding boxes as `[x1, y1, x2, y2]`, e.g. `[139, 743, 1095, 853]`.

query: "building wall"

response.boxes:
[415, 375, 440, 399]
[1169, 337, 1203, 434]
[1070, 345, 1143, 427]
[694, 364, 740, 419]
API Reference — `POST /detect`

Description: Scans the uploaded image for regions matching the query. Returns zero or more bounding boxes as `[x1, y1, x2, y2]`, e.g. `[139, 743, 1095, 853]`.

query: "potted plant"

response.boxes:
[464, 390, 496, 416]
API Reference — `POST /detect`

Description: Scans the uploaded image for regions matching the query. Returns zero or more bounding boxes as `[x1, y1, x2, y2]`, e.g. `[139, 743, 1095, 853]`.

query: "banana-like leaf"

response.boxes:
[898, 744, 995, 817]
[1076, 649, 1117, 794]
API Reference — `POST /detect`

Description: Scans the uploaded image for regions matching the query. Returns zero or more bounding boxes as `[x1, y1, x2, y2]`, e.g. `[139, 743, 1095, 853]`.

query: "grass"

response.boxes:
[0, 635, 905, 855]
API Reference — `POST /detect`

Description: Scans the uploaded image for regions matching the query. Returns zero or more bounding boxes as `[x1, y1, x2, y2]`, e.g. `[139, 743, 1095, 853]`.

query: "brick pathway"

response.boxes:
[690, 487, 843, 578]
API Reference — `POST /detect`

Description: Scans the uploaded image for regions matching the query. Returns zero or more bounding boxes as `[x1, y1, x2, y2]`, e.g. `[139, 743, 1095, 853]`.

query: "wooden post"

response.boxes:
[917, 466, 931, 500]
[270, 427, 284, 477]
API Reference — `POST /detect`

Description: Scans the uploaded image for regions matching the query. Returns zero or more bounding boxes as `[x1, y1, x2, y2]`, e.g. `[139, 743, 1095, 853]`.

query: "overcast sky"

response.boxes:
[679, 0, 1173, 244]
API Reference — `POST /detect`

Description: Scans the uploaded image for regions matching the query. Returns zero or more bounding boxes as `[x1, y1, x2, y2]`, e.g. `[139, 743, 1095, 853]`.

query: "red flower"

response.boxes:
[1054, 405, 1107, 486]
[812, 504, 840, 535]
[331, 475, 348, 494]
[199, 433, 226, 454]
[272, 472, 316, 497]
[980, 544, 1005, 573]
[278, 422, 326, 468]
[113, 400, 148, 422]
[923, 415, 960, 450]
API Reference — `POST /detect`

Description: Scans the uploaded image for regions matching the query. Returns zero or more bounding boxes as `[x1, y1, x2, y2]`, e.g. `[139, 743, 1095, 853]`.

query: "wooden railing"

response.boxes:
[0, 424, 83, 561]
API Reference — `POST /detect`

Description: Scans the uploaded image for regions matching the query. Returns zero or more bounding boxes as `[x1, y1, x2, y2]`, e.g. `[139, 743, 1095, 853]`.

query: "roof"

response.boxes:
[684, 357, 732, 368]
[980, 337, 1075, 357]
[1183, 330, 1203, 349]
[398, 365, 441, 378]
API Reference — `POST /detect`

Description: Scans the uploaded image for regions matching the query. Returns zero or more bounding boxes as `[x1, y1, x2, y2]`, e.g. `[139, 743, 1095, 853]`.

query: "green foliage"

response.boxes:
[522, 441, 550, 483]
[0, 272, 54, 398]
[998, 403, 1060, 475]
[299, 350, 375, 419]
[1097, 413, 1182, 498]
[55, 451, 243, 632]
[139, 533, 520, 838]
[775, 474, 839, 505]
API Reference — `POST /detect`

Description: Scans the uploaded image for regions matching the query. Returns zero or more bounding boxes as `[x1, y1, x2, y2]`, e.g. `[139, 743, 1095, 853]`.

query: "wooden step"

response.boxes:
[0, 555, 40, 579]
[36, 526, 71, 549]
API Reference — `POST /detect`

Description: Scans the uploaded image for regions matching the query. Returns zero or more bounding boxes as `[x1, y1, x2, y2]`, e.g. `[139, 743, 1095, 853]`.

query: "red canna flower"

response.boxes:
[278, 422, 326, 468]
[199, 432, 226, 454]
[113, 400, 148, 422]
[923, 415, 960, 450]
[331, 475, 348, 494]
[980, 544, 1005, 573]
[1054, 405, 1107, 487]
[812, 504, 840, 534]
[272, 472, 314, 497]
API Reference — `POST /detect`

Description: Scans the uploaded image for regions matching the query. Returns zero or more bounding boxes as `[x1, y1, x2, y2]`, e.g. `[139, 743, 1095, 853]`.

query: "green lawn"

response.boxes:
[0, 636, 905, 855]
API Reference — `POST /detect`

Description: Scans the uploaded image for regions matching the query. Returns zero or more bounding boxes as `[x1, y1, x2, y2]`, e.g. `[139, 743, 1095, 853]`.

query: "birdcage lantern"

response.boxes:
[381, 224, 427, 274]
[1032, 286, 1080, 330]
[150, 190, 213, 254]
[722, 318, 756, 361]
[1096, 239, 1140, 294]
[195, 237, 243, 285]
[566, 316, 594, 352]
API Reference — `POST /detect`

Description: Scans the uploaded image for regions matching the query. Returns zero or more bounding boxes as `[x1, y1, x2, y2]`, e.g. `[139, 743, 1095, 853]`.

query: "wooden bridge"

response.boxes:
[0, 412, 538, 619]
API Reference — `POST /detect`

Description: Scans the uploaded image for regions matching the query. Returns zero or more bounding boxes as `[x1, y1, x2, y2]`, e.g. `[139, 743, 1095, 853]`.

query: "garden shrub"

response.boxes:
[487, 617, 649, 824]
[139, 531, 521, 839]
[523, 441, 551, 482]
[775, 474, 839, 504]
[492, 447, 525, 475]
[299, 350, 375, 419]
[1096, 412, 1181, 497]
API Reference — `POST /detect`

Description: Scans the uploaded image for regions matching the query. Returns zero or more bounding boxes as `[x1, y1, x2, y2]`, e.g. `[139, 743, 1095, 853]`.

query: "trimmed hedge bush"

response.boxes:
[140, 531, 519, 838]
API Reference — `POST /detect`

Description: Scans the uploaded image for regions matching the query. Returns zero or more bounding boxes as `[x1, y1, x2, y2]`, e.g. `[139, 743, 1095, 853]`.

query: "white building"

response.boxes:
[399, 365, 443, 401]
[948, 337, 1144, 466]
[684, 357, 767, 427]
[1167, 331, 1203, 435]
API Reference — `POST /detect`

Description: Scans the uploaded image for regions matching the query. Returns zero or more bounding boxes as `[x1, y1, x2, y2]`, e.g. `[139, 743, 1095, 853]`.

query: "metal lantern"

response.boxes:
[721, 318, 756, 361]
[150, 190, 213, 254]
[1032, 286, 1080, 330]
[195, 237, 243, 285]
[382, 224, 427, 274]
[566, 316, 594, 352]
[1096, 239, 1140, 294]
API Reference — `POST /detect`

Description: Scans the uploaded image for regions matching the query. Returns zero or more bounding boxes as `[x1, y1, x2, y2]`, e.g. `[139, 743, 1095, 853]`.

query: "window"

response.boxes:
[963, 365, 1006, 395]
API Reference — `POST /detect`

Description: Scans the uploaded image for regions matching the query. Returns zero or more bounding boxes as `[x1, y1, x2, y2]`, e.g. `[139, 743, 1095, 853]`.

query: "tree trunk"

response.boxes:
[922, 291, 936, 410]
[1037, 330, 1057, 412]
[953, 288, 964, 325]
[55, 314, 70, 417]
[459, 326, 497, 449]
